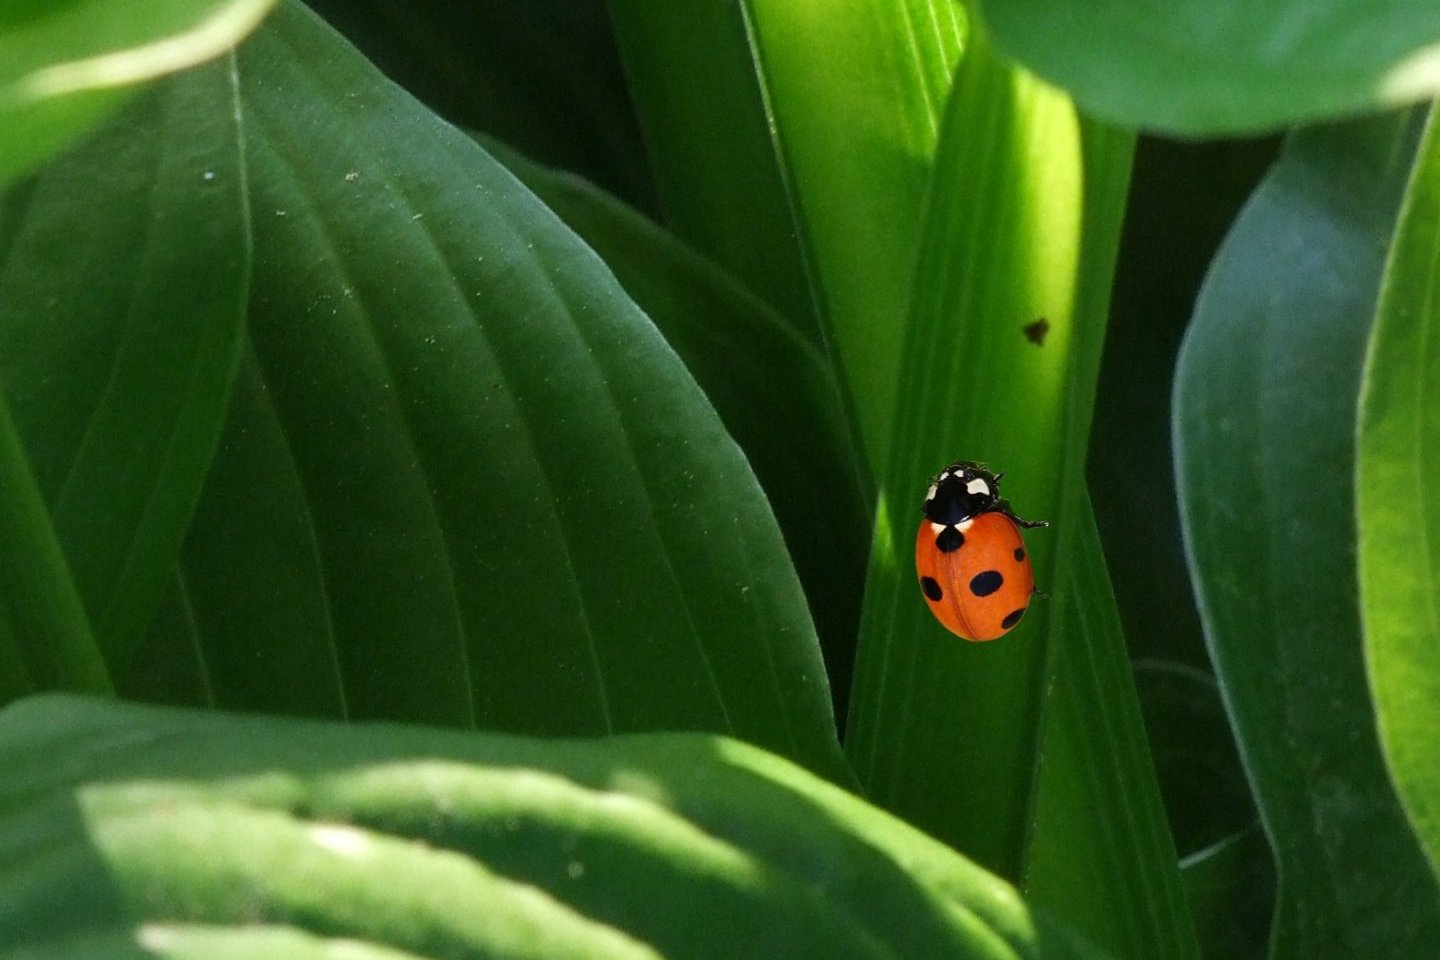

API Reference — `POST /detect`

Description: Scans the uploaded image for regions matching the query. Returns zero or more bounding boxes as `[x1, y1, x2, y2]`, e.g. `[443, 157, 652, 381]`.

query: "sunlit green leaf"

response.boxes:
[1357, 105, 1440, 885]
[978, 0, 1440, 136]
[0, 694, 1109, 960]
[0, 0, 276, 189]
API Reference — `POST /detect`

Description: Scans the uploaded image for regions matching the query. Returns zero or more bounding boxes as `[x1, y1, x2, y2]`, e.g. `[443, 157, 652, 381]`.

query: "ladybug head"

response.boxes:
[922, 461, 1003, 525]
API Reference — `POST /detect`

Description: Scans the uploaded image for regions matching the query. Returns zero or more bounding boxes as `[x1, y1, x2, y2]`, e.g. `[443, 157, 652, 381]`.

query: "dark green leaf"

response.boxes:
[0, 694, 1110, 960]
[0, 0, 276, 189]
[1357, 105, 1440, 884]
[303, 0, 655, 211]
[1024, 500, 1200, 960]
[1180, 828, 1274, 960]
[607, 0, 822, 343]
[1175, 111, 1440, 958]
[129, 2, 845, 779]
[978, 0, 1440, 136]
[485, 138, 870, 705]
[0, 58, 248, 689]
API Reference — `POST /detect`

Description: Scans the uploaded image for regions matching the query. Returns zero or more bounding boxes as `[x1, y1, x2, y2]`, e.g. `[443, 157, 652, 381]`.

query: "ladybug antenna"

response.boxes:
[993, 470, 1006, 485]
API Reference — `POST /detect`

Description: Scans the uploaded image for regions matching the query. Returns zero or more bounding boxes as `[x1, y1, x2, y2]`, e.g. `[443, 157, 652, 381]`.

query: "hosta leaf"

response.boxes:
[0, 0, 276, 190]
[0, 694, 1109, 960]
[125, 1, 845, 778]
[609, 0, 965, 469]
[977, 0, 1440, 136]
[1357, 106, 1440, 884]
[0, 58, 247, 689]
[1175, 110, 1440, 959]
[484, 138, 870, 714]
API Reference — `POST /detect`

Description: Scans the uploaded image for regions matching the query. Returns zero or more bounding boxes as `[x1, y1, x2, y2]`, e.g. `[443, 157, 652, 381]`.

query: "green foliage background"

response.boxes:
[3, 1, 1440, 958]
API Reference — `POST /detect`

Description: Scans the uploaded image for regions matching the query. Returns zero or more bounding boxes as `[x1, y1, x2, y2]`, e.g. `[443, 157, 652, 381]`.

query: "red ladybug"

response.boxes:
[915, 461, 1047, 641]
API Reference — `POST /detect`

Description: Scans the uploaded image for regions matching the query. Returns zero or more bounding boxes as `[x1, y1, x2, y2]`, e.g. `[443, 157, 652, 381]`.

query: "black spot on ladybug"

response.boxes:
[1014, 547, 1026, 562]
[1023, 317, 1050, 346]
[1001, 607, 1027, 629]
[935, 527, 964, 553]
[970, 570, 1003, 597]
[920, 576, 944, 602]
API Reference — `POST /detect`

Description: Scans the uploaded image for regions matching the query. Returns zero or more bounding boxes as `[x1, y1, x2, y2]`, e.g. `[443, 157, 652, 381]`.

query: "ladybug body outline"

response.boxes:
[915, 461, 1047, 641]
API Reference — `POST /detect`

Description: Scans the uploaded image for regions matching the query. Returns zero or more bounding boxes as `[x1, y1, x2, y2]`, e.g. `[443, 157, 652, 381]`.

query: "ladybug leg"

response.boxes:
[1032, 585, 1051, 600]
[997, 499, 1049, 528]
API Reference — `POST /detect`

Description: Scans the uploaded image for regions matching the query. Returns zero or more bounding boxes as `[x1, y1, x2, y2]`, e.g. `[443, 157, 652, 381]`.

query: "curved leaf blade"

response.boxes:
[977, 0, 1440, 136]
[484, 138, 870, 715]
[134, 2, 844, 778]
[0, 694, 1107, 960]
[0, 0, 276, 189]
[1357, 106, 1440, 884]
[1175, 111, 1440, 959]
[0, 59, 248, 676]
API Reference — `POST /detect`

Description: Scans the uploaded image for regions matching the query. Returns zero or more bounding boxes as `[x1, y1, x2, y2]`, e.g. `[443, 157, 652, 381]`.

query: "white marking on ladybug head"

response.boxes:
[965, 478, 991, 496]
[930, 522, 946, 536]
[958, 518, 975, 532]
[925, 483, 937, 502]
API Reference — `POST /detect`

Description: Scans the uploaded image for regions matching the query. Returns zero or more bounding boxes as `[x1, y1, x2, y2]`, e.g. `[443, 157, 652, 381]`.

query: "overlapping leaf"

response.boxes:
[0, 0, 276, 189]
[1357, 106, 1440, 884]
[0, 694, 1110, 960]
[1175, 111, 1440, 959]
[978, 0, 1440, 136]
[116, 2, 846, 779]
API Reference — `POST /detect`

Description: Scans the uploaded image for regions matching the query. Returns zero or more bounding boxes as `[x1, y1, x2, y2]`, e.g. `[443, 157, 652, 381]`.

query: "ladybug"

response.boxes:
[915, 461, 1048, 641]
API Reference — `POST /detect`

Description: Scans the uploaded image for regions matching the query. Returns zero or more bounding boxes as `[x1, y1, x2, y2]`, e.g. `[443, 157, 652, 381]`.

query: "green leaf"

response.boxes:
[0, 390, 109, 698]
[1024, 501, 1200, 960]
[609, 0, 965, 470]
[0, 694, 1109, 960]
[485, 138, 870, 701]
[0, 57, 248, 687]
[125, 2, 846, 779]
[977, 0, 1440, 137]
[302, 0, 655, 211]
[606, 0, 822, 343]
[845, 26, 1088, 874]
[1358, 106, 1440, 884]
[0, 0, 277, 190]
[1175, 111, 1440, 959]
[1180, 828, 1274, 960]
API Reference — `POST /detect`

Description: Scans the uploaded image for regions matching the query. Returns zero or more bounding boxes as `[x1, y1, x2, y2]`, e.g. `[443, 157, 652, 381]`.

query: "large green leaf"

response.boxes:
[609, 0, 965, 471]
[0, 0, 276, 190]
[0, 694, 1110, 960]
[485, 139, 870, 702]
[1357, 107, 1440, 883]
[845, 26, 1086, 874]
[1175, 111, 1440, 959]
[976, 0, 1440, 136]
[0, 58, 248, 692]
[118, 1, 846, 779]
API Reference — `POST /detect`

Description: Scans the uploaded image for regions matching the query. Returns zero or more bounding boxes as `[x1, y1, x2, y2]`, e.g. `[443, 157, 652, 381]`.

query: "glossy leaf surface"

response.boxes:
[0, 59, 247, 690]
[0, 0, 275, 189]
[1357, 106, 1440, 884]
[122, 2, 845, 779]
[0, 694, 1109, 960]
[978, 0, 1440, 136]
[1175, 112, 1440, 959]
